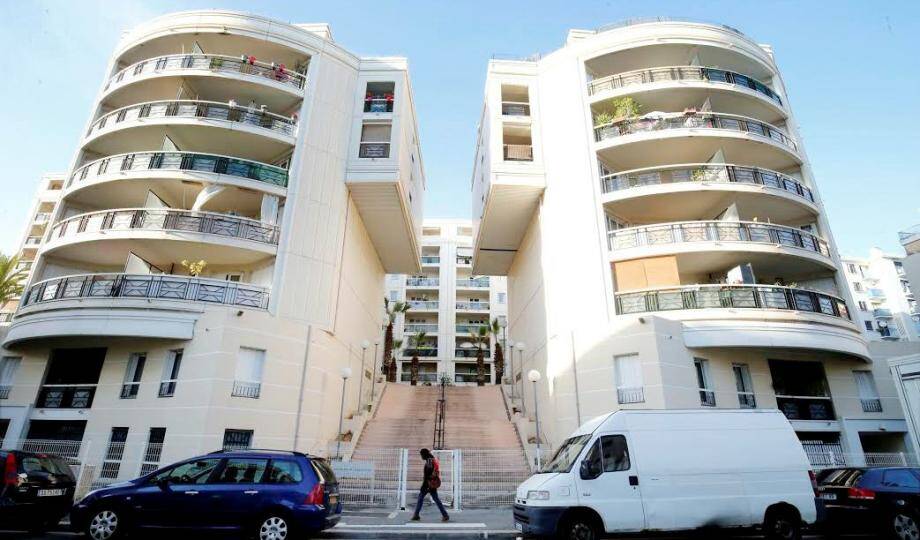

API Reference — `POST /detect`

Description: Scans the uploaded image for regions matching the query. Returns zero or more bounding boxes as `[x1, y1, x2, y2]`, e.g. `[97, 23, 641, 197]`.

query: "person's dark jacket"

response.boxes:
[421, 457, 435, 490]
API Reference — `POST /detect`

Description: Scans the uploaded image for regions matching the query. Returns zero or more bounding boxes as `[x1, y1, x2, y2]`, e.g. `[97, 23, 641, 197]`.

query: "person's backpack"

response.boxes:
[428, 457, 442, 490]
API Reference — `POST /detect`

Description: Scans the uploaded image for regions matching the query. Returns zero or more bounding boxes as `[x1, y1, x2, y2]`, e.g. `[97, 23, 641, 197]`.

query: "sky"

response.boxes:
[0, 0, 918, 258]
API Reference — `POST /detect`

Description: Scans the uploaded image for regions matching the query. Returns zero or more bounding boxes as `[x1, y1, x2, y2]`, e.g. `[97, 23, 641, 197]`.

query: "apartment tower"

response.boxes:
[473, 20, 912, 462]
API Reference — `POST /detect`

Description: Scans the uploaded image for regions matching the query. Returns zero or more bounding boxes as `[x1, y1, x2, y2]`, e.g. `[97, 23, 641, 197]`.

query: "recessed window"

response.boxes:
[858, 301, 868, 311]
[497, 292, 507, 304]
[846, 263, 857, 274]
[233, 348, 265, 399]
[120, 353, 146, 399]
[0, 356, 21, 399]
[364, 81, 395, 113]
[853, 370, 882, 412]
[223, 429, 254, 450]
[864, 321, 874, 331]
[423, 227, 441, 236]
[694, 358, 715, 407]
[159, 349, 183, 398]
[732, 364, 755, 408]
[100, 427, 129, 480]
[853, 282, 864, 292]
[359, 123, 391, 158]
[614, 353, 644, 404]
[140, 427, 166, 476]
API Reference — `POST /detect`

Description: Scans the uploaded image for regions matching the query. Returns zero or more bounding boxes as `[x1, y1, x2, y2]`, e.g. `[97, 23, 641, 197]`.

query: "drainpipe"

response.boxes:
[571, 330, 582, 426]
[293, 325, 313, 452]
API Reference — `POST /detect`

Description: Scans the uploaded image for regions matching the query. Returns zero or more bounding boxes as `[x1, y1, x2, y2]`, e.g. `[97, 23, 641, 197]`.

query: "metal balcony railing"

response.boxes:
[873, 308, 893, 318]
[358, 142, 390, 158]
[36, 385, 96, 409]
[738, 392, 757, 409]
[402, 348, 438, 358]
[69, 151, 288, 189]
[457, 278, 490, 288]
[456, 301, 490, 311]
[456, 324, 486, 334]
[24, 236, 42, 245]
[776, 395, 835, 421]
[600, 163, 814, 203]
[616, 284, 851, 321]
[588, 65, 782, 105]
[105, 53, 307, 92]
[454, 373, 481, 383]
[21, 273, 270, 310]
[501, 102, 531, 116]
[87, 100, 296, 139]
[617, 387, 645, 404]
[503, 144, 533, 161]
[594, 112, 796, 152]
[50, 208, 280, 246]
[421, 256, 441, 265]
[861, 398, 883, 413]
[120, 383, 139, 399]
[17, 439, 82, 461]
[407, 277, 439, 287]
[0, 385, 10, 399]
[231, 380, 262, 399]
[364, 97, 394, 113]
[456, 256, 473, 265]
[33, 212, 51, 222]
[455, 349, 480, 358]
[401, 372, 439, 383]
[699, 390, 716, 407]
[868, 289, 886, 299]
[608, 221, 830, 258]
[407, 300, 439, 310]
[404, 323, 438, 333]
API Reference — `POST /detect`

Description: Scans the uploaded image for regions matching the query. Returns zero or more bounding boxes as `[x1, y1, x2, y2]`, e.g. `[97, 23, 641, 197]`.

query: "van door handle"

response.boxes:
[244, 490, 259, 495]
[184, 491, 199, 495]
[628, 476, 639, 486]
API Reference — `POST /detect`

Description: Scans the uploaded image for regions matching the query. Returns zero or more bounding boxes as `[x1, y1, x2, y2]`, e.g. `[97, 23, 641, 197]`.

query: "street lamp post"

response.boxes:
[516, 342, 526, 407]
[357, 340, 370, 413]
[336, 367, 352, 459]
[370, 339, 380, 405]
[528, 369, 543, 470]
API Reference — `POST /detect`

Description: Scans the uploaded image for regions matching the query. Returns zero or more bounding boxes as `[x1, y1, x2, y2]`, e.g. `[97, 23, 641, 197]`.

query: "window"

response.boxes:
[140, 428, 166, 476]
[0, 356, 21, 399]
[582, 435, 631, 478]
[422, 227, 441, 236]
[858, 301, 868, 311]
[847, 263, 857, 274]
[267, 460, 304, 484]
[853, 370, 882, 412]
[223, 429, 253, 450]
[159, 349, 183, 397]
[864, 321, 874, 331]
[497, 292, 507, 305]
[233, 348, 265, 398]
[364, 81, 395, 113]
[214, 458, 268, 484]
[120, 353, 146, 399]
[389, 290, 398, 301]
[732, 364, 755, 408]
[152, 458, 220, 484]
[882, 469, 920, 489]
[694, 358, 715, 406]
[359, 123, 391, 158]
[100, 427, 129, 479]
[614, 354, 644, 404]
[853, 282, 864, 292]
[0, 419, 9, 441]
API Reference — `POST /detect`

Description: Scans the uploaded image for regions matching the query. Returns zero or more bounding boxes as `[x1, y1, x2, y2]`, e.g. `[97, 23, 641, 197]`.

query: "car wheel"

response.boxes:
[891, 511, 920, 540]
[562, 515, 599, 540]
[257, 514, 291, 540]
[764, 508, 802, 540]
[86, 508, 123, 540]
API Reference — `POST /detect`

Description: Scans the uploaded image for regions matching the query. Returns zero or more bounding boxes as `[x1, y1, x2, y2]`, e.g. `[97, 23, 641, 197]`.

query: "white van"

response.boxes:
[513, 409, 817, 540]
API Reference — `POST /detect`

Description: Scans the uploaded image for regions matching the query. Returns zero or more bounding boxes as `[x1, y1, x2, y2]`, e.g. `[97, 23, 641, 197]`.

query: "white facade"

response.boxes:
[843, 249, 919, 342]
[472, 20, 912, 464]
[890, 354, 920, 457]
[386, 218, 509, 384]
[0, 11, 424, 479]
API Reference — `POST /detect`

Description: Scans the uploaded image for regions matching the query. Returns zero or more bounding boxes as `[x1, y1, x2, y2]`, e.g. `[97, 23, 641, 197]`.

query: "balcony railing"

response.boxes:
[358, 142, 390, 158]
[407, 300, 439, 310]
[503, 144, 533, 161]
[501, 102, 531, 116]
[36, 385, 96, 409]
[0, 385, 10, 399]
[364, 97, 394, 113]
[421, 256, 441, 265]
[861, 398, 883, 413]
[158, 380, 177, 397]
[457, 278, 490, 288]
[401, 372, 439, 383]
[17, 439, 82, 462]
[455, 349, 480, 358]
[456, 324, 486, 334]
[588, 65, 782, 106]
[407, 277, 439, 287]
[87, 100, 296, 139]
[0, 313, 12, 324]
[600, 163, 814, 203]
[594, 112, 796, 152]
[454, 373, 481, 383]
[50, 208, 280, 246]
[120, 383, 139, 399]
[231, 380, 261, 399]
[617, 387, 645, 404]
[69, 151, 288, 189]
[456, 256, 473, 265]
[402, 348, 438, 358]
[776, 395, 835, 421]
[456, 302, 490, 311]
[868, 289, 886, 299]
[404, 323, 439, 333]
[608, 221, 830, 258]
[873, 308, 893, 318]
[616, 284, 851, 321]
[105, 53, 306, 92]
[22, 273, 270, 310]
[24, 236, 42, 246]
[880, 328, 901, 340]
[34, 212, 51, 223]
[738, 392, 757, 409]
[699, 390, 716, 407]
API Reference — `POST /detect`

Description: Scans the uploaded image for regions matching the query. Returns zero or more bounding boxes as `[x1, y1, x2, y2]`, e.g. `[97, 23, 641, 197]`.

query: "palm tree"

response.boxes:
[0, 254, 26, 306]
[469, 326, 491, 387]
[389, 338, 404, 383]
[409, 331, 427, 386]
[383, 297, 410, 382]
[488, 318, 505, 385]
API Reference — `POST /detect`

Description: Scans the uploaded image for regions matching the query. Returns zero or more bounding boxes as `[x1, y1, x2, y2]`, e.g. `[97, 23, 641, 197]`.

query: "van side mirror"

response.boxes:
[580, 460, 601, 480]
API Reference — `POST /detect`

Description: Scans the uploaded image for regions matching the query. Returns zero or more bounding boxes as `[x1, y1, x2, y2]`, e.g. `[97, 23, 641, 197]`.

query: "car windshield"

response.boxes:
[540, 435, 591, 474]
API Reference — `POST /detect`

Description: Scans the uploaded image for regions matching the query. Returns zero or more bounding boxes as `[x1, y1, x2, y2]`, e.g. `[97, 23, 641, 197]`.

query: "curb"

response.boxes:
[323, 530, 519, 539]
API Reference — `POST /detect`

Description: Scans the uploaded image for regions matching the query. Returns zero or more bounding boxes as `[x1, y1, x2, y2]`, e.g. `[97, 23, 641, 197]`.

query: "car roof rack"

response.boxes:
[207, 448, 309, 457]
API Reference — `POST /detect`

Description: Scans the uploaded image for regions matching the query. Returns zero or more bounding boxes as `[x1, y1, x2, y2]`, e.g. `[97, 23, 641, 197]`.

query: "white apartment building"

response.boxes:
[386, 218, 508, 384]
[0, 11, 425, 479]
[472, 19, 913, 464]
[0, 173, 65, 323]
[843, 249, 919, 342]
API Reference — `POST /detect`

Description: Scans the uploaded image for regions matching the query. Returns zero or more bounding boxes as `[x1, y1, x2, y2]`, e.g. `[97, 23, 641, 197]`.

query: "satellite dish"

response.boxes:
[878, 320, 889, 328]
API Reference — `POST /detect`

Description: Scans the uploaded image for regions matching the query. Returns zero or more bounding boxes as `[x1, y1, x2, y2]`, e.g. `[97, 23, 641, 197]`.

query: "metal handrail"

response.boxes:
[407, 277, 439, 286]
[404, 323, 439, 333]
[49, 208, 280, 246]
[21, 273, 270, 310]
[615, 284, 850, 321]
[588, 65, 782, 105]
[608, 220, 830, 257]
[594, 112, 796, 151]
[407, 300, 439, 310]
[87, 100, 297, 139]
[105, 53, 306, 92]
[69, 151, 288, 189]
[456, 302, 490, 310]
[600, 163, 814, 203]
[457, 278, 490, 288]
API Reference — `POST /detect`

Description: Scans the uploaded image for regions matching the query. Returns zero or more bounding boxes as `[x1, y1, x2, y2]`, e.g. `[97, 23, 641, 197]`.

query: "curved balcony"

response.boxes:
[608, 221, 833, 276]
[601, 164, 817, 224]
[102, 54, 305, 110]
[594, 112, 800, 171]
[44, 208, 278, 265]
[83, 100, 296, 162]
[589, 66, 782, 105]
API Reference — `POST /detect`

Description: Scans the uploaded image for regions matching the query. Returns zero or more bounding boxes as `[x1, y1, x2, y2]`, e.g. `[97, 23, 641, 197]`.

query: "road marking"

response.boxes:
[335, 522, 488, 529]
[388, 510, 399, 519]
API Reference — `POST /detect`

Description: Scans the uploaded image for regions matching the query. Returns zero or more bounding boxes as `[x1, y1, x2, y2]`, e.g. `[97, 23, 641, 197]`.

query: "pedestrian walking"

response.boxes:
[410, 448, 449, 522]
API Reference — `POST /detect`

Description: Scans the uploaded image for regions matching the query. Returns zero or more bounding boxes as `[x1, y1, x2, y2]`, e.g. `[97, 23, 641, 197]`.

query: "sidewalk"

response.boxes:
[321, 508, 519, 539]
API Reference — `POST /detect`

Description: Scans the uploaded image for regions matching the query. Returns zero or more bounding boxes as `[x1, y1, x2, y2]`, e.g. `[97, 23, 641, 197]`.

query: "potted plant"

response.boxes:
[181, 259, 207, 277]
[593, 110, 616, 139]
[209, 57, 224, 70]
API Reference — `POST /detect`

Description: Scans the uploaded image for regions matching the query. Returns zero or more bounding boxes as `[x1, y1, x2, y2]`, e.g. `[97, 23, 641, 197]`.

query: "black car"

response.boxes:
[0, 449, 76, 532]
[816, 467, 920, 540]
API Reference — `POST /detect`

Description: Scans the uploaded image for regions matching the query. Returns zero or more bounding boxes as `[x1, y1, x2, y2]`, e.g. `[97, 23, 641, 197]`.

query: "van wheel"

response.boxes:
[764, 507, 802, 540]
[891, 510, 920, 540]
[257, 514, 292, 540]
[86, 508, 124, 540]
[561, 514, 600, 540]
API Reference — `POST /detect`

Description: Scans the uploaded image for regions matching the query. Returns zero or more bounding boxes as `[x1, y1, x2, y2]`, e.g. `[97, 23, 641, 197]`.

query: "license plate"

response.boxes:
[38, 489, 65, 497]
[820, 493, 837, 501]
[515, 522, 523, 532]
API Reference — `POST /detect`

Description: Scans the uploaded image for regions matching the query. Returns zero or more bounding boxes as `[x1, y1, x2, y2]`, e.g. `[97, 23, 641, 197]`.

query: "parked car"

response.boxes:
[71, 449, 341, 539]
[0, 449, 77, 532]
[513, 409, 817, 540]
[816, 466, 920, 540]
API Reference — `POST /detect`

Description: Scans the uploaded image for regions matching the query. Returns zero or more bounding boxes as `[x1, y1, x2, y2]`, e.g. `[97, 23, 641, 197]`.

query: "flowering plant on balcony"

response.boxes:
[181, 259, 207, 277]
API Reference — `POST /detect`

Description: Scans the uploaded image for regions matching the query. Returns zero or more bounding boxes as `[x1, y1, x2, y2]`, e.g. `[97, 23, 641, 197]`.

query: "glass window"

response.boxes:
[853, 371, 880, 400]
[600, 435, 630, 472]
[121, 353, 146, 399]
[858, 301, 867, 311]
[865, 321, 874, 331]
[267, 460, 303, 484]
[883, 469, 920, 489]
[0, 356, 21, 386]
[235, 348, 265, 384]
[153, 458, 221, 484]
[541, 434, 591, 473]
[223, 429, 253, 450]
[214, 458, 268, 484]
[582, 440, 603, 478]
[497, 293, 507, 304]
[159, 349, 183, 397]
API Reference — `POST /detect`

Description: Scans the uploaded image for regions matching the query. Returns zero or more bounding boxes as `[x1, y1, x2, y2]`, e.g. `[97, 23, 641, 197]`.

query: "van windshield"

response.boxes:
[540, 435, 591, 473]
